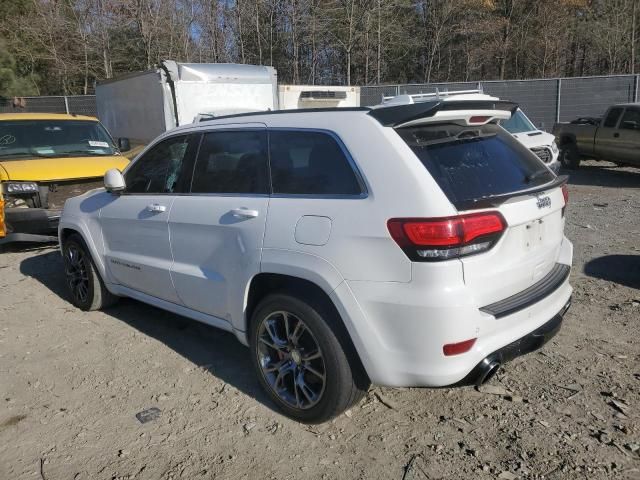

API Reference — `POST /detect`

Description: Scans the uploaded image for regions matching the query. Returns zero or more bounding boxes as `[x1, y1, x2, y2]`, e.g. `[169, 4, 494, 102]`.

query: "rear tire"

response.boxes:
[249, 292, 369, 423]
[559, 143, 580, 169]
[62, 233, 118, 311]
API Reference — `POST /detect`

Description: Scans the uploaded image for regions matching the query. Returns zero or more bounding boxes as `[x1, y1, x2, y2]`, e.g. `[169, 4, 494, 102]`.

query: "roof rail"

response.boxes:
[381, 85, 485, 106]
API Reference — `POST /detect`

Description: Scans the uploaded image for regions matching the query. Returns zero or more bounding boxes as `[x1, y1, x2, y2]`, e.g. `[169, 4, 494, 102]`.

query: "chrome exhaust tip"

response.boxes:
[475, 357, 501, 386]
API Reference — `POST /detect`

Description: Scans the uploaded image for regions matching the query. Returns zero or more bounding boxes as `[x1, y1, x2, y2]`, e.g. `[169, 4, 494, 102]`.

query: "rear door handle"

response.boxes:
[231, 208, 259, 218]
[146, 203, 167, 213]
[613, 132, 620, 138]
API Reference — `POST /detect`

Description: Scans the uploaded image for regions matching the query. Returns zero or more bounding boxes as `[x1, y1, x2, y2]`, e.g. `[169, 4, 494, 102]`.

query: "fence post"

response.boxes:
[63, 96, 70, 114]
[555, 79, 562, 123]
[635, 75, 639, 103]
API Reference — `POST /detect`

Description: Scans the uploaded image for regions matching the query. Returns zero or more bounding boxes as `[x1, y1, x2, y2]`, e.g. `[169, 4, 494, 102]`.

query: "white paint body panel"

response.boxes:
[169, 194, 269, 330]
[60, 107, 573, 388]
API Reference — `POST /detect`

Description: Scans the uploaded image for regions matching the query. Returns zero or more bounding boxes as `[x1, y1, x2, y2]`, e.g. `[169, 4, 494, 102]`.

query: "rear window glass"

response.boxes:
[396, 123, 554, 207]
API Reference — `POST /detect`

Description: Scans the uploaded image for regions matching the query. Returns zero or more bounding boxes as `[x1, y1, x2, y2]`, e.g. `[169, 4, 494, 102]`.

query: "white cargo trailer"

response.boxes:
[278, 85, 360, 110]
[96, 61, 278, 144]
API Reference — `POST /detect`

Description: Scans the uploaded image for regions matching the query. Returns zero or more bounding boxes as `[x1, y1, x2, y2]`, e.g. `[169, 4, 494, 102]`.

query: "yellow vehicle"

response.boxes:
[0, 113, 130, 244]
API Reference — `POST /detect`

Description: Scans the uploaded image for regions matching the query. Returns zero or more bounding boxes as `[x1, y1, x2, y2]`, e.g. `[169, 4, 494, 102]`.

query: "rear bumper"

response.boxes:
[457, 298, 570, 386]
[331, 236, 573, 388]
[0, 208, 60, 244]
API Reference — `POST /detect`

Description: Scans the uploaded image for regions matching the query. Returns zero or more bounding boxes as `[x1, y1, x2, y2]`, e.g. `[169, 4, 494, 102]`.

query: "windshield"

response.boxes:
[500, 109, 537, 134]
[396, 123, 554, 208]
[0, 120, 118, 160]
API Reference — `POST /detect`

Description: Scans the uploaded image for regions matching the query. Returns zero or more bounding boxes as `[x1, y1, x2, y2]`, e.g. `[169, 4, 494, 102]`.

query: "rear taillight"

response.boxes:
[387, 212, 506, 261]
[561, 184, 569, 205]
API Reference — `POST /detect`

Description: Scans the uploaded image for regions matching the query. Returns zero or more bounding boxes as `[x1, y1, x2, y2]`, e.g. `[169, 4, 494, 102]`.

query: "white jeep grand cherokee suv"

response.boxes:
[59, 99, 572, 423]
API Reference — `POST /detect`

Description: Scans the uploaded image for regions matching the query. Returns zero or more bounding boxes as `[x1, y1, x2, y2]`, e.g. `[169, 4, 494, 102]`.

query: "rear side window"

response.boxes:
[191, 130, 269, 194]
[396, 123, 554, 208]
[603, 108, 623, 128]
[269, 131, 362, 195]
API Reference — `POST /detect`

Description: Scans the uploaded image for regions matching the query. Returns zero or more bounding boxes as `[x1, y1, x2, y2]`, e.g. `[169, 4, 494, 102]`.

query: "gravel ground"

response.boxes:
[1, 160, 639, 480]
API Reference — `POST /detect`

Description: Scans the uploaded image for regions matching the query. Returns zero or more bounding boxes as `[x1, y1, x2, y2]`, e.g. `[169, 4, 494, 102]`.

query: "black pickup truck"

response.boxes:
[552, 103, 640, 169]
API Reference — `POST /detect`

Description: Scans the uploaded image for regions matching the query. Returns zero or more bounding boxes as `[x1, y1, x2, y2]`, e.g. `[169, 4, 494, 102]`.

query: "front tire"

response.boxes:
[559, 143, 581, 169]
[62, 234, 118, 311]
[249, 293, 368, 423]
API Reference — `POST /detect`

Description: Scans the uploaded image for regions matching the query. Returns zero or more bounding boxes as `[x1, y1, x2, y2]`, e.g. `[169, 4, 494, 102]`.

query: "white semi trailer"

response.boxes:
[96, 61, 278, 144]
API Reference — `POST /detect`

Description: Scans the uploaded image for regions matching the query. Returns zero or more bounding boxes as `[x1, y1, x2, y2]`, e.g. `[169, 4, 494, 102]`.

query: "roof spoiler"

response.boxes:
[368, 100, 518, 127]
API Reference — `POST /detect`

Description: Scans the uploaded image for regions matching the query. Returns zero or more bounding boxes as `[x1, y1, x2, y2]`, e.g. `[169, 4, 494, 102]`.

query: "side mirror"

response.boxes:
[104, 168, 125, 193]
[622, 120, 639, 130]
[117, 138, 131, 152]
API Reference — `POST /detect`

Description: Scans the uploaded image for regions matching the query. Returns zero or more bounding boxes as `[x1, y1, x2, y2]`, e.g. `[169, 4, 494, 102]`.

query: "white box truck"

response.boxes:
[96, 61, 278, 144]
[278, 85, 360, 110]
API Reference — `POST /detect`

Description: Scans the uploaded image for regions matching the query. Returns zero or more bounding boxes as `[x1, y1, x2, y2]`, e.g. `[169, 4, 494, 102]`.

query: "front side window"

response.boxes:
[620, 108, 640, 130]
[603, 107, 623, 128]
[500, 109, 536, 134]
[0, 120, 117, 160]
[191, 130, 269, 194]
[124, 135, 190, 194]
[269, 131, 362, 195]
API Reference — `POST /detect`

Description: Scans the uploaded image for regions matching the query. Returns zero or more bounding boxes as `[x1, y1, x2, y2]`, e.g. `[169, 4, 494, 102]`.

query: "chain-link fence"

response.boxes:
[361, 75, 640, 131]
[2, 74, 638, 131]
[0, 95, 97, 116]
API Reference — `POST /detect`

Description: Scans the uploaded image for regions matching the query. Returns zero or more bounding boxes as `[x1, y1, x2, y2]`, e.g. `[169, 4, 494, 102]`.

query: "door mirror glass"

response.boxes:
[622, 120, 640, 130]
[118, 138, 131, 152]
[105, 168, 125, 192]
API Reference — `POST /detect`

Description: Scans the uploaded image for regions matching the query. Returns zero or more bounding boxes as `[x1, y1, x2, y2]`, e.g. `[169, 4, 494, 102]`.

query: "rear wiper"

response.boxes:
[414, 132, 496, 148]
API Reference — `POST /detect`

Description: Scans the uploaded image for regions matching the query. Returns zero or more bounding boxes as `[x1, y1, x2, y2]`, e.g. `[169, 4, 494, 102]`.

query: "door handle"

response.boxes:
[146, 203, 167, 213]
[231, 208, 259, 218]
[614, 132, 620, 138]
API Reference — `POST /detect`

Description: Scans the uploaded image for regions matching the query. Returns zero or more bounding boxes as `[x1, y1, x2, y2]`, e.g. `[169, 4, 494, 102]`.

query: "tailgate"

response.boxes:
[460, 186, 567, 308]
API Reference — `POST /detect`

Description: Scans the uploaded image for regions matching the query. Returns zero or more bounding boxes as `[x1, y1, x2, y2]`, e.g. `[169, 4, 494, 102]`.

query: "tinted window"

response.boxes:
[500, 109, 536, 134]
[269, 131, 361, 195]
[396, 123, 554, 207]
[603, 107, 623, 128]
[191, 130, 269, 194]
[620, 108, 640, 130]
[125, 135, 190, 194]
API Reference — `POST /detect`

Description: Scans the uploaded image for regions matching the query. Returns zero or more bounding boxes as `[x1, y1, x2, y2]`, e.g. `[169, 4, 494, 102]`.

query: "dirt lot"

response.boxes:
[1, 160, 639, 480]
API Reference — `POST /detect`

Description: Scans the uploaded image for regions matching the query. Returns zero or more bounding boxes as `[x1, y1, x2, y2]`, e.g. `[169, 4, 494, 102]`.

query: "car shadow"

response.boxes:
[563, 163, 640, 188]
[584, 254, 640, 290]
[19, 250, 275, 414]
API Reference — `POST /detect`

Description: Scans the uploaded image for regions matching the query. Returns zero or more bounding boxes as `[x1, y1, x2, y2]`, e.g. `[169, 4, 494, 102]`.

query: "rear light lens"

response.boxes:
[443, 338, 477, 356]
[561, 184, 569, 217]
[388, 212, 506, 261]
[468, 115, 490, 124]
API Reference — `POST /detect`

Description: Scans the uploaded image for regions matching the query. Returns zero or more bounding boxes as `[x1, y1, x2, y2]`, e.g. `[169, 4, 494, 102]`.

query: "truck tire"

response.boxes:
[62, 233, 118, 311]
[559, 143, 580, 170]
[249, 292, 369, 423]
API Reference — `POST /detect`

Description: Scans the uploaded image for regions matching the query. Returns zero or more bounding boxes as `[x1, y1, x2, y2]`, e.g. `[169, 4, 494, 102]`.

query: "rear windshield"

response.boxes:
[396, 123, 554, 207]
